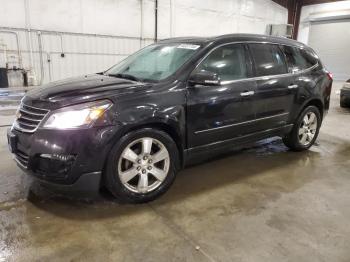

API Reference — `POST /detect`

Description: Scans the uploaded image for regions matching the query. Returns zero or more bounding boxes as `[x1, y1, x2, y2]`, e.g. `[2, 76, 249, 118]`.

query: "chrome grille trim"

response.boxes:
[13, 103, 50, 133]
[18, 122, 37, 128]
[14, 150, 29, 169]
[19, 107, 47, 117]
[18, 115, 42, 122]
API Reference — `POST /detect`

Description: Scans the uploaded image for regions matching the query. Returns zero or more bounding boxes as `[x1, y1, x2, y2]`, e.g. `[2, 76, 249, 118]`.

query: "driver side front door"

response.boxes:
[186, 43, 258, 148]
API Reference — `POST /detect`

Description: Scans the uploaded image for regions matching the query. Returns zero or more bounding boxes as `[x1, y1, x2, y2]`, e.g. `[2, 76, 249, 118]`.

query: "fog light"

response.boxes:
[36, 154, 77, 179]
[40, 154, 75, 161]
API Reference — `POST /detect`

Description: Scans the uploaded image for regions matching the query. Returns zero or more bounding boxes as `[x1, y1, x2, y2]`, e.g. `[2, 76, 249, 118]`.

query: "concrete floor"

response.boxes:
[0, 82, 350, 262]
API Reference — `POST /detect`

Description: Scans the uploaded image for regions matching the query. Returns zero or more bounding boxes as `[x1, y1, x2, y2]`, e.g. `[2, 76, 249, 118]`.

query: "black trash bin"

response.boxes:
[0, 68, 9, 88]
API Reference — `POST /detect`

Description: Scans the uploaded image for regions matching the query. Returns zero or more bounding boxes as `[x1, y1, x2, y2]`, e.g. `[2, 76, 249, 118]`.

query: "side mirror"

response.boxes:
[188, 70, 221, 87]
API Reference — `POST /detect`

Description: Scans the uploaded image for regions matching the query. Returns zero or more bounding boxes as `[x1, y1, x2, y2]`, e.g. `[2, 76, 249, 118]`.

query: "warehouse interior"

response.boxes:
[0, 0, 350, 261]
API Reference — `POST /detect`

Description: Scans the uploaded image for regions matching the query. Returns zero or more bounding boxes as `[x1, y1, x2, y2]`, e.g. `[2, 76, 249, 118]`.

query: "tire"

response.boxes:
[340, 96, 347, 108]
[283, 105, 321, 151]
[104, 128, 179, 203]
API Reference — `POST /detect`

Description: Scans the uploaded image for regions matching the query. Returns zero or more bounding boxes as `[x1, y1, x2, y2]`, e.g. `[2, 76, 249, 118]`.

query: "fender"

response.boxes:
[297, 96, 325, 119]
[112, 88, 187, 151]
[292, 72, 331, 123]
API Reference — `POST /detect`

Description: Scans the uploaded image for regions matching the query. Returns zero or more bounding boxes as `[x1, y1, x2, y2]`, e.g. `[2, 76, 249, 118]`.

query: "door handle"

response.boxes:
[240, 91, 255, 97]
[288, 84, 298, 89]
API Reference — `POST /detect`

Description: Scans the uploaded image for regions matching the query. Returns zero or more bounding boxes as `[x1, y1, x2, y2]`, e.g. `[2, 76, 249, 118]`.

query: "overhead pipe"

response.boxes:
[155, 0, 158, 42]
[0, 43, 8, 68]
[140, 0, 144, 48]
[40, 32, 65, 55]
[0, 26, 154, 42]
[24, 0, 34, 71]
[59, 33, 64, 55]
[0, 30, 23, 69]
[46, 52, 52, 82]
[37, 32, 44, 85]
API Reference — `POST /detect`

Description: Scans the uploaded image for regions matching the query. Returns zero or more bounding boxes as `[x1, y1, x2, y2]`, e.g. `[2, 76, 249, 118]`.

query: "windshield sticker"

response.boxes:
[177, 44, 200, 50]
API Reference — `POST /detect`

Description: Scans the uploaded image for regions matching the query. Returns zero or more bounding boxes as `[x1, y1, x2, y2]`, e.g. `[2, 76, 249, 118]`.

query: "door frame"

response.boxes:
[185, 42, 257, 148]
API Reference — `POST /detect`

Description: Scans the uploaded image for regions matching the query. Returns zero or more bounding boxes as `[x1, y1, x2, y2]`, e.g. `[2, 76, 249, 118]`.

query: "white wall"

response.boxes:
[0, 0, 287, 85]
[158, 0, 287, 38]
[298, 0, 350, 44]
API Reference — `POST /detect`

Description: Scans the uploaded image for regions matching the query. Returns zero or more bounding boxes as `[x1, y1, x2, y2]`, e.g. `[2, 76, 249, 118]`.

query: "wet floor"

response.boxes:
[0, 83, 350, 261]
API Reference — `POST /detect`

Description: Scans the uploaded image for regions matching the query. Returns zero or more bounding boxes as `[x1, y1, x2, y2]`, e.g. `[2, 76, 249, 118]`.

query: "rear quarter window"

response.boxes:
[300, 49, 319, 68]
[280, 45, 318, 73]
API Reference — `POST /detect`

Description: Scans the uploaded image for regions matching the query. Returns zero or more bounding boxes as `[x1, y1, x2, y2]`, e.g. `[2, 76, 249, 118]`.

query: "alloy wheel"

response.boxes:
[118, 137, 170, 193]
[298, 112, 318, 146]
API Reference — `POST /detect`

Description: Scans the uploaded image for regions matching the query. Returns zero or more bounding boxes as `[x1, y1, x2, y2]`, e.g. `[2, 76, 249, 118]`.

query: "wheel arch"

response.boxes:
[300, 98, 324, 120]
[117, 122, 185, 169]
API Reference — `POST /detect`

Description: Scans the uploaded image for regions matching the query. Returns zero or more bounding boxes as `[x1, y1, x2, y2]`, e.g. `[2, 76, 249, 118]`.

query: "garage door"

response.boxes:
[308, 19, 350, 81]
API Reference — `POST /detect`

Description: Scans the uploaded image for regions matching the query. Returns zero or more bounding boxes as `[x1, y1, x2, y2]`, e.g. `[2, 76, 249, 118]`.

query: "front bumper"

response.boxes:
[30, 171, 102, 196]
[7, 125, 119, 192]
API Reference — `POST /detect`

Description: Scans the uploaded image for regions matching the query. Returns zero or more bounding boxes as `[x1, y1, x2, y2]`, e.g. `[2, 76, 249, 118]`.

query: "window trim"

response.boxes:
[188, 41, 319, 86]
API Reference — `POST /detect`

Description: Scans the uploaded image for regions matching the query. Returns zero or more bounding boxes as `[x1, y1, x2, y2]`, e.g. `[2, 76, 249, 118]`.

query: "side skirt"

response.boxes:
[183, 124, 293, 167]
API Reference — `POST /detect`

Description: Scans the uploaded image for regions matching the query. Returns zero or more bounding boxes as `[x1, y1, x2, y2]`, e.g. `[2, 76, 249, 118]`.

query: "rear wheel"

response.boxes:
[283, 106, 321, 151]
[104, 128, 179, 203]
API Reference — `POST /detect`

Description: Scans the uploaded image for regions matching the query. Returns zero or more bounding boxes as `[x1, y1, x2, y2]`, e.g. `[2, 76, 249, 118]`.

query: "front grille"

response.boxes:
[14, 103, 49, 133]
[14, 149, 29, 168]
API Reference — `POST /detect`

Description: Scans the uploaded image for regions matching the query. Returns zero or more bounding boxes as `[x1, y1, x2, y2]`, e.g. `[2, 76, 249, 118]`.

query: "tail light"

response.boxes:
[326, 71, 333, 81]
[325, 71, 333, 102]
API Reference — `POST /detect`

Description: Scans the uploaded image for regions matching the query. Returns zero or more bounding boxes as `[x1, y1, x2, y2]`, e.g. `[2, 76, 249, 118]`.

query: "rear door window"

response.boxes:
[248, 43, 287, 77]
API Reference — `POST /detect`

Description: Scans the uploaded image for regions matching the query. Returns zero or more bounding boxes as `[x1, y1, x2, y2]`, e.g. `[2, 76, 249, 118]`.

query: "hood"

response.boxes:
[24, 74, 151, 109]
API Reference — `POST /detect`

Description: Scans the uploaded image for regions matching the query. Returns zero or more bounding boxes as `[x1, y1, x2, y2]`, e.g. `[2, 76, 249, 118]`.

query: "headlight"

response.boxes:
[43, 100, 112, 129]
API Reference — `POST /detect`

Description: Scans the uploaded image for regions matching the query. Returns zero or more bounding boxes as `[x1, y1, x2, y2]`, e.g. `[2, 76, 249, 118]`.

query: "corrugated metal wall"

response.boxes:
[40, 32, 153, 83]
[0, 28, 154, 85]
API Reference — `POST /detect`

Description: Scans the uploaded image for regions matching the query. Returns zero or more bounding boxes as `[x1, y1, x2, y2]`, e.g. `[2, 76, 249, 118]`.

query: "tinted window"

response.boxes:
[300, 49, 318, 68]
[281, 46, 318, 72]
[195, 44, 248, 82]
[249, 43, 287, 76]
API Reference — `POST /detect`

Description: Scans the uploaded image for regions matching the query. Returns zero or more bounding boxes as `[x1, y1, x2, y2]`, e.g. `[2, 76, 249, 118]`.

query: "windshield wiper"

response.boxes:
[107, 73, 141, 82]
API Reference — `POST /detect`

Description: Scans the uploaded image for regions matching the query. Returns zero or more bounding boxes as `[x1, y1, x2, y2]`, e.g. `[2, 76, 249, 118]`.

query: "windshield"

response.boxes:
[105, 43, 202, 82]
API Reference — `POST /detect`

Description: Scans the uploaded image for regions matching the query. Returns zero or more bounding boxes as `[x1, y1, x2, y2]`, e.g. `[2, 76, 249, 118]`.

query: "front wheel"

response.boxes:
[104, 128, 179, 203]
[283, 106, 321, 151]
